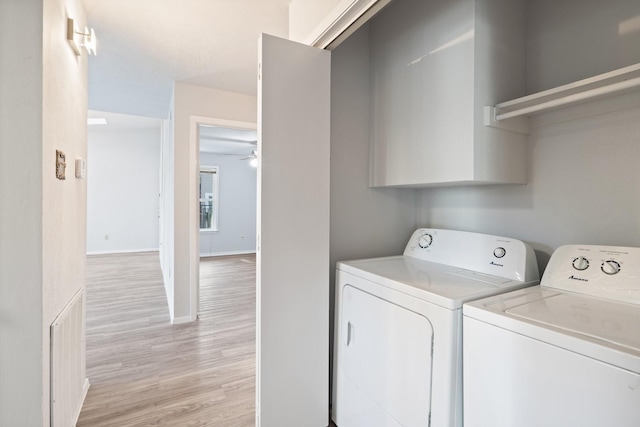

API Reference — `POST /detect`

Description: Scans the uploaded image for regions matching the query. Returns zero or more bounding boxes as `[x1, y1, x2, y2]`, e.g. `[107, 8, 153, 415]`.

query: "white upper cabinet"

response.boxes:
[369, 0, 528, 188]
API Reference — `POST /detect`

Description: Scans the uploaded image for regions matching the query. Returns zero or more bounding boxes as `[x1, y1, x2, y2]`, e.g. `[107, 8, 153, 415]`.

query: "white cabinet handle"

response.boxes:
[345, 321, 353, 346]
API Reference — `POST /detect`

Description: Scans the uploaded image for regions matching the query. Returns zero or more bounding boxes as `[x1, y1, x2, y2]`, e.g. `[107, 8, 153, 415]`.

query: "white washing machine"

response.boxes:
[463, 244, 640, 427]
[332, 228, 539, 427]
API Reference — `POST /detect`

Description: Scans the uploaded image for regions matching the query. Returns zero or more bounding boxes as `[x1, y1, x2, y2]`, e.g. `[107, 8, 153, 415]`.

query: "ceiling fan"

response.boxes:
[241, 150, 258, 167]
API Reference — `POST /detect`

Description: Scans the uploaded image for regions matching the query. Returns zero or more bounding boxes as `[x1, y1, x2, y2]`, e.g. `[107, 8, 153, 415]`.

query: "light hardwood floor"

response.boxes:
[77, 252, 256, 426]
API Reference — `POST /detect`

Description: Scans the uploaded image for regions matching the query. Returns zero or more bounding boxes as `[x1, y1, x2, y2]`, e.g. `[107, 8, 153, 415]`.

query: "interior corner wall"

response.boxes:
[330, 23, 417, 274]
[173, 82, 256, 322]
[416, 0, 640, 271]
[0, 0, 88, 424]
[87, 127, 161, 254]
[160, 115, 175, 319]
[329, 21, 418, 396]
[0, 1, 45, 425]
[199, 153, 257, 257]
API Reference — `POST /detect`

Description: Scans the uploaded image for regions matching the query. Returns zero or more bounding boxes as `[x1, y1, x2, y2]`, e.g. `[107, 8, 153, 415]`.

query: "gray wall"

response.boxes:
[326, 0, 640, 409]
[330, 25, 418, 278]
[329, 22, 419, 394]
[416, 0, 640, 271]
[199, 152, 257, 256]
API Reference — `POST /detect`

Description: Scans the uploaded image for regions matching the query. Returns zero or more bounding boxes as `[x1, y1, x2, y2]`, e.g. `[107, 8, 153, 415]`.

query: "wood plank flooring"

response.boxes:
[77, 252, 256, 426]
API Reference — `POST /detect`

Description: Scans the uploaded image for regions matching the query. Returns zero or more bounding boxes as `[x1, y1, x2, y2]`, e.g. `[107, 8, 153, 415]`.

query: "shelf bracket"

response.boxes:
[483, 106, 530, 134]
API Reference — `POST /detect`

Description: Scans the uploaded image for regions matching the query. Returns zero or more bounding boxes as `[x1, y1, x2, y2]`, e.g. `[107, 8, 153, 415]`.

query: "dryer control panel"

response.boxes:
[542, 244, 640, 305]
[403, 228, 539, 283]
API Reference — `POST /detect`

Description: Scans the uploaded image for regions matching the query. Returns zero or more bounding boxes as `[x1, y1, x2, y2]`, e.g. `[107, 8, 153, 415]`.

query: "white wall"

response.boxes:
[1, 0, 88, 424]
[416, 0, 640, 271]
[199, 153, 257, 257]
[170, 82, 256, 323]
[160, 114, 175, 319]
[87, 126, 161, 254]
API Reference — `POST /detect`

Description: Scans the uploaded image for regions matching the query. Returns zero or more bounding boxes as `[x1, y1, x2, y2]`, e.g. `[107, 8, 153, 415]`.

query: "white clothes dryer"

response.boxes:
[332, 228, 539, 427]
[463, 244, 640, 427]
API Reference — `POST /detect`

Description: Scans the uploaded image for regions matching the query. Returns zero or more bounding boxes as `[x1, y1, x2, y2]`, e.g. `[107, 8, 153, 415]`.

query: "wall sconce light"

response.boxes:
[67, 18, 97, 56]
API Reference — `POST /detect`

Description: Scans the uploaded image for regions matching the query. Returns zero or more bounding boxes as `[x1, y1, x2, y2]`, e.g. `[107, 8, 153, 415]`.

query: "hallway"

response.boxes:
[77, 252, 256, 426]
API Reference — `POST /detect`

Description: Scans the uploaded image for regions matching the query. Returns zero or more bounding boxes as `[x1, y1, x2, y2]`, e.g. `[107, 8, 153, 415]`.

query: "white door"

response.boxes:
[257, 34, 331, 427]
[338, 285, 434, 427]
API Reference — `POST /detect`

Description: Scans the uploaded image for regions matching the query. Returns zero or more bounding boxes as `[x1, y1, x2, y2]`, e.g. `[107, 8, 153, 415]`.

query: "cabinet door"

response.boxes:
[257, 34, 331, 427]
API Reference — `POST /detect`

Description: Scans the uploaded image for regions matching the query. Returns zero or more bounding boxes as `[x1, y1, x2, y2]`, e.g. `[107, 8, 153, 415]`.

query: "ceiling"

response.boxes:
[88, 110, 161, 129]
[87, 111, 256, 155]
[83, 0, 291, 119]
[199, 125, 257, 155]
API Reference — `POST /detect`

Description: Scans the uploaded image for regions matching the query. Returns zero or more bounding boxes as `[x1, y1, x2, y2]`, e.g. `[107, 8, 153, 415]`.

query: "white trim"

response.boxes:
[86, 248, 159, 255]
[189, 116, 257, 321]
[72, 380, 90, 427]
[190, 116, 257, 131]
[171, 315, 194, 325]
[304, 0, 392, 49]
[200, 250, 257, 258]
[199, 165, 220, 232]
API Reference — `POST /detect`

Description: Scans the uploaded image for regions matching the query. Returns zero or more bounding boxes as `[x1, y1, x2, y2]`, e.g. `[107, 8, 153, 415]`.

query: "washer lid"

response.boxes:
[506, 292, 640, 352]
[464, 287, 640, 373]
[338, 256, 536, 310]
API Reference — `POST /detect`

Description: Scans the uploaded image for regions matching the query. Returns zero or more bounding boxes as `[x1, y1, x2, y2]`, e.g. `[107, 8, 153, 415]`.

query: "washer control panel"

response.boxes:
[403, 228, 539, 282]
[418, 233, 433, 249]
[542, 244, 640, 305]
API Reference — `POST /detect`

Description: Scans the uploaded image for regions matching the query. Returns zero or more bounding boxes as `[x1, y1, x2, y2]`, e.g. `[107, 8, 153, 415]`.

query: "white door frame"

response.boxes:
[188, 115, 257, 318]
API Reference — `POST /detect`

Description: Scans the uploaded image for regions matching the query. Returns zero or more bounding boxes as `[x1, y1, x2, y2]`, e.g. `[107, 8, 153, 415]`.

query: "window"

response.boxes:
[199, 166, 219, 231]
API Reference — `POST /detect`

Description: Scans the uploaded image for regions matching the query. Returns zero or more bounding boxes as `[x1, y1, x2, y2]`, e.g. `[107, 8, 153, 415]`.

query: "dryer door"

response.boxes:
[339, 284, 434, 427]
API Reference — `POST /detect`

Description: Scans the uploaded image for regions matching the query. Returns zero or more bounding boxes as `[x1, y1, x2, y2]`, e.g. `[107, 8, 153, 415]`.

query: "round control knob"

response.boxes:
[572, 256, 590, 271]
[418, 233, 433, 249]
[493, 247, 506, 258]
[601, 260, 621, 275]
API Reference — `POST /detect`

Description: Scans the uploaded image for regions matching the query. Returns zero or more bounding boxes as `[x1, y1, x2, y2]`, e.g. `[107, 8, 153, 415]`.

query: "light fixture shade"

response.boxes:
[84, 27, 97, 55]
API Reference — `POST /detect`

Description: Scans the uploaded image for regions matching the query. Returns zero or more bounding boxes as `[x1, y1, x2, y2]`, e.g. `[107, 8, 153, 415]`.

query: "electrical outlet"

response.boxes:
[105, 234, 109, 240]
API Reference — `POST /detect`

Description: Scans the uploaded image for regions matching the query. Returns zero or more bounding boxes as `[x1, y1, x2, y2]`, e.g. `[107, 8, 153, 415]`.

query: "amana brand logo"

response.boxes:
[490, 262, 504, 267]
[568, 275, 589, 282]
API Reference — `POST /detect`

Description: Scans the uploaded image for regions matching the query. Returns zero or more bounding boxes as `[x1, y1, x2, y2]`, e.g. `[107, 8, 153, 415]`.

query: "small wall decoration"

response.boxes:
[56, 150, 66, 180]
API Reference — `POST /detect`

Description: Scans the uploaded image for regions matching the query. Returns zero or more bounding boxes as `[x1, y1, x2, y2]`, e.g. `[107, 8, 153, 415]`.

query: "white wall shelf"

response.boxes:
[485, 62, 640, 134]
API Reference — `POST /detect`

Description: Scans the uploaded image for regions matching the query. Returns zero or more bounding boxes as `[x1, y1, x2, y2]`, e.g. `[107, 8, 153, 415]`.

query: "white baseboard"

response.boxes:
[171, 315, 195, 325]
[87, 248, 159, 255]
[73, 379, 90, 426]
[200, 250, 256, 258]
